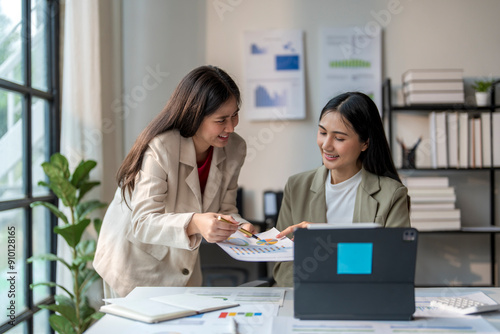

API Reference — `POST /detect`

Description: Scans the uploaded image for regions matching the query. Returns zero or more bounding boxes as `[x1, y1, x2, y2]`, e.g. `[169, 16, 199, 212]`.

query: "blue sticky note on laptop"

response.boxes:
[337, 242, 373, 274]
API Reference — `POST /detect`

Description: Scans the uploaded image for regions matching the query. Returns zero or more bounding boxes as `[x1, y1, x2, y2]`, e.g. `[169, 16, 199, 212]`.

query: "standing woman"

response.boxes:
[94, 65, 255, 297]
[273, 92, 410, 287]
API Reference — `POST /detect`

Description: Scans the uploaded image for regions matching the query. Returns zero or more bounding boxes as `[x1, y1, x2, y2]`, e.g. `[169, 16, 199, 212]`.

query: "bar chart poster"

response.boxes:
[243, 29, 305, 121]
[319, 27, 382, 113]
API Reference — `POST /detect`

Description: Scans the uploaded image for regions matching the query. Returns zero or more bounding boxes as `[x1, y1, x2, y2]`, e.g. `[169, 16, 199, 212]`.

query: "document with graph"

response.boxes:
[216, 227, 294, 262]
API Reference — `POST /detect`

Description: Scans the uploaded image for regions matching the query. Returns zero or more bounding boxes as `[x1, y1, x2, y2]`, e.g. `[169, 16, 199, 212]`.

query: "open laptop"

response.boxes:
[293, 225, 418, 320]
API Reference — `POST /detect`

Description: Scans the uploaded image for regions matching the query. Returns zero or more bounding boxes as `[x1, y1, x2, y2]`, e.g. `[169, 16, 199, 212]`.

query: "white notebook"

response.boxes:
[100, 293, 239, 323]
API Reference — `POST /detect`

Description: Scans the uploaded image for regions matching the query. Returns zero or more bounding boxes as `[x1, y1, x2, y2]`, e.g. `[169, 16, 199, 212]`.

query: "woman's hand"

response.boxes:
[276, 221, 313, 240]
[188, 213, 246, 243]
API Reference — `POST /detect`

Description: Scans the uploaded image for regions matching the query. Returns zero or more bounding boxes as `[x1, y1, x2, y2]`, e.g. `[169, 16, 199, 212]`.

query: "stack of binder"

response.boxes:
[402, 69, 464, 105]
[403, 176, 461, 231]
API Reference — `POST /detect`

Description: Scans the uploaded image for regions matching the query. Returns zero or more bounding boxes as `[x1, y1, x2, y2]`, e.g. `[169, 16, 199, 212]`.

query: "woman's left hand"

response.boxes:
[276, 221, 313, 239]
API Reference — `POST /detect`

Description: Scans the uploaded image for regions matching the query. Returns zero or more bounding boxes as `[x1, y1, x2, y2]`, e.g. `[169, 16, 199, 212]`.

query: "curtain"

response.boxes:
[59, 0, 104, 306]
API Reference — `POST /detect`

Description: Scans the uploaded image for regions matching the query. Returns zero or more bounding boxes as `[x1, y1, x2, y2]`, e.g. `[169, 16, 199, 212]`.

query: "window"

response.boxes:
[0, 0, 60, 333]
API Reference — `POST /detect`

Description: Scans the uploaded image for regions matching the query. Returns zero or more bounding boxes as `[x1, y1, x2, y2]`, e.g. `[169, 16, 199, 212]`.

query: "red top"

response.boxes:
[197, 146, 213, 195]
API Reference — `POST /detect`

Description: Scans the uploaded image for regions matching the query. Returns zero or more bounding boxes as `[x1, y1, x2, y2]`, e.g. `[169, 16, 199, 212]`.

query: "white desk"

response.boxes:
[85, 287, 500, 333]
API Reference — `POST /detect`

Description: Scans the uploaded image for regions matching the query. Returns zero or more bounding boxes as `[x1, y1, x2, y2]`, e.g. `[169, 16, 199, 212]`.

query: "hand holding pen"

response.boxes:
[217, 216, 261, 240]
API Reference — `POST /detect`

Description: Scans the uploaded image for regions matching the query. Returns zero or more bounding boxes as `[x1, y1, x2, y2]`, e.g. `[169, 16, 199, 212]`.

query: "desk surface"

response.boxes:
[86, 287, 500, 333]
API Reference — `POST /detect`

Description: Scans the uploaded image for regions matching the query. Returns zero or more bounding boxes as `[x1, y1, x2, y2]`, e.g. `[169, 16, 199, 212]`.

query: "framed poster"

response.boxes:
[243, 29, 305, 121]
[319, 27, 382, 114]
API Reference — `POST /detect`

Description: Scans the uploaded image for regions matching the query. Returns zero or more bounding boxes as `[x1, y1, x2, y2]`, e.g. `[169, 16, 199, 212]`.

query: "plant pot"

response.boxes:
[475, 91, 489, 106]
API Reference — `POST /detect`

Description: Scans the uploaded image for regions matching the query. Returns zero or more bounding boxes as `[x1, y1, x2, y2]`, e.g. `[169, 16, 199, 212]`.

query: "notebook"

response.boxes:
[293, 226, 418, 320]
[100, 293, 239, 323]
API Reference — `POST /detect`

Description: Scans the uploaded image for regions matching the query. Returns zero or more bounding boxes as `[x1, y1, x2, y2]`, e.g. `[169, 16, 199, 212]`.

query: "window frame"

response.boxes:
[0, 0, 60, 333]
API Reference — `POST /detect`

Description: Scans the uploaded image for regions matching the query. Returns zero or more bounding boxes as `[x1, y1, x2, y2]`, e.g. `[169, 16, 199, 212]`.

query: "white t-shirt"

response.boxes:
[325, 169, 362, 225]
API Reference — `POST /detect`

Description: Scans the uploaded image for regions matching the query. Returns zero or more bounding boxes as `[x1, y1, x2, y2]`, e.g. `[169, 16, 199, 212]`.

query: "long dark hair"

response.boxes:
[117, 65, 241, 199]
[320, 92, 401, 183]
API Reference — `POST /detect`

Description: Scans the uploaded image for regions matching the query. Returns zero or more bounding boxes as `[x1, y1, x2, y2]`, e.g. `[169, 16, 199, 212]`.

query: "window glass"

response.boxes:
[0, 88, 24, 201]
[0, 0, 23, 85]
[33, 308, 50, 334]
[32, 205, 50, 303]
[31, 0, 48, 91]
[32, 97, 49, 197]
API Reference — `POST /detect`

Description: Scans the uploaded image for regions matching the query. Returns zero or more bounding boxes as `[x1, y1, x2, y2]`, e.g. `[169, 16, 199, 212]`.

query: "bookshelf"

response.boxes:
[382, 78, 500, 286]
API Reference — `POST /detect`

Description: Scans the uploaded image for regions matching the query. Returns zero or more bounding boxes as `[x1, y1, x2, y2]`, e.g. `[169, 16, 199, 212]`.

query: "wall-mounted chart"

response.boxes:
[319, 26, 382, 114]
[243, 29, 305, 121]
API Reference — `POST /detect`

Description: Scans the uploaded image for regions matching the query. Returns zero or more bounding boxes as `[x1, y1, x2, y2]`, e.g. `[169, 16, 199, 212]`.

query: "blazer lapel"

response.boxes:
[179, 137, 202, 211]
[354, 169, 380, 223]
[202, 147, 224, 212]
[309, 166, 328, 223]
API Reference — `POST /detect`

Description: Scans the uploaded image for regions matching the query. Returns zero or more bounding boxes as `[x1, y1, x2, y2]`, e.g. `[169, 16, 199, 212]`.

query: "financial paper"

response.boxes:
[217, 227, 293, 262]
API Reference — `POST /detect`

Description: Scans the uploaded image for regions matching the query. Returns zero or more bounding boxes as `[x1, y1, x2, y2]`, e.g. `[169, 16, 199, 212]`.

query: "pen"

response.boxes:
[218, 216, 261, 240]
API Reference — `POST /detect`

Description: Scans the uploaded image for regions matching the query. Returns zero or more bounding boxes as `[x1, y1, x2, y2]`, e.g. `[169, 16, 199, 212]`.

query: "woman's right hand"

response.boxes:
[188, 213, 239, 243]
[276, 221, 313, 240]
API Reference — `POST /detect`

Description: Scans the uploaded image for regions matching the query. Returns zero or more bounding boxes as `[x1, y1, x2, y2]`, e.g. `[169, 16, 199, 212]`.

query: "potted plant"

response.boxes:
[472, 79, 493, 106]
[28, 153, 107, 334]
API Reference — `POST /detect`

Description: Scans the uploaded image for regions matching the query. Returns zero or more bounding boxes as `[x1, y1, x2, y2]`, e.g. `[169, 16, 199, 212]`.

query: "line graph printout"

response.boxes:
[217, 227, 293, 262]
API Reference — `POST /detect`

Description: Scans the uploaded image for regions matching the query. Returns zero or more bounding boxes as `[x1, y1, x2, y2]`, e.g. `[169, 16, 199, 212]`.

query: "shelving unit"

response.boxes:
[382, 78, 500, 286]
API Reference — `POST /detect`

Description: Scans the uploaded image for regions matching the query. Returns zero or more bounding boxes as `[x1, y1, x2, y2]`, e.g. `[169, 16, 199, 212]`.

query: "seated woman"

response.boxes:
[273, 92, 410, 287]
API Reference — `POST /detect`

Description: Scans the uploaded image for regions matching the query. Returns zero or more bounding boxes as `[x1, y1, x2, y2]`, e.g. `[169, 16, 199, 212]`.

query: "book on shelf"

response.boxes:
[402, 69, 464, 82]
[404, 91, 464, 105]
[436, 112, 448, 168]
[429, 112, 437, 168]
[410, 209, 461, 221]
[410, 194, 456, 203]
[494, 113, 500, 167]
[469, 116, 482, 168]
[429, 112, 448, 168]
[447, 111, 459, 168]
[481, 112, 492, 167]
[458, 112, 469, 168]
[411, 220, 461, 231]
[402, 176, 449, 188]
[99, 293, 239, 324]
[408, 187, 455, 196]
[411, 202, 455, 211]
[402, 80, 464, 93]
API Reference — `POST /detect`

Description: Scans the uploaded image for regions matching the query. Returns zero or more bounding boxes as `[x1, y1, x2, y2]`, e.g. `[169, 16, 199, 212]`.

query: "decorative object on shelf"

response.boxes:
[471, 79, 494, 106]
[27, 153, 107, 334]
[397, 137, 421, 169]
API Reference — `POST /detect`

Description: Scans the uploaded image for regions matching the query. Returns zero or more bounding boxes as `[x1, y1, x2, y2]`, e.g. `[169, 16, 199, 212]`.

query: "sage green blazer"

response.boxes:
[273, 166, 410, 287]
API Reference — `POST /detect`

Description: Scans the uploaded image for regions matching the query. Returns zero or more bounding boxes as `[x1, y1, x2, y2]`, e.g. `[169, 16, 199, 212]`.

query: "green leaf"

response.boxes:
[76, 239, 96, 257]
[54, 219, 91, 248]
[48, 314, 77, 334]
[77, 181, 101, 202]
[75, 200, 107, 222]
[27, 253, 71, 270]
[71, 160, 97, 188]
[49, 176, 78, 208]
[93, 218, 102, 236]
[30, 282, 74, 299]
[50, 153, 70, 179]
[30, 201, 69, 225]
[78, 270, 101, 296]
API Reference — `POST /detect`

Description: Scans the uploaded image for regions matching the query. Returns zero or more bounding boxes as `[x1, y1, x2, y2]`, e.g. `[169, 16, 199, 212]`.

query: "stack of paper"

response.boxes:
[403, 176, 461, 231]
[402, 69, 464, 105]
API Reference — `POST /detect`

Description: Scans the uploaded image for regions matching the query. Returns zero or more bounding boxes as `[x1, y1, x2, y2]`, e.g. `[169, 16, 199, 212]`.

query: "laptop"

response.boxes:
[293, 225, 418, 320]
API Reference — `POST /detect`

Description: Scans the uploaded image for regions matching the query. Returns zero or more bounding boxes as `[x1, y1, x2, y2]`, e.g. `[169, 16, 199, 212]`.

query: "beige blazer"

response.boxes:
[94, 130, 247, 296]
[273, 166, 410, 287]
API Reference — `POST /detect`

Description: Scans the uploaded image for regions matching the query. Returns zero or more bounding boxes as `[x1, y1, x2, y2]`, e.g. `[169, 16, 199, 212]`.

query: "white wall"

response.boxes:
[121, 0, 207, 153]
[204, 0, 500, 220]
